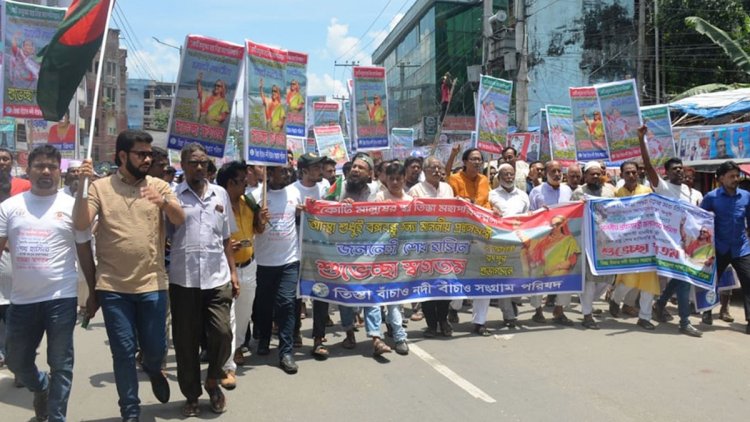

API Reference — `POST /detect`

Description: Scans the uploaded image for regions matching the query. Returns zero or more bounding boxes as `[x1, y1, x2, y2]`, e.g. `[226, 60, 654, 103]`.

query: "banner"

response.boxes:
[641, 105, 677, 169]
[313, 102, 339, 127]
[695, 266, 739, 312]
[168, 35, 243, 158]
[674, 122, 750, 161]
[352, 66, 389, 150]
[313, 125, 349, 170]
[0, 117, 15, 151]
[546, 105, 576, 165]
[285, 50, 307, 137]
[299, 199, 585, 306]
[245, 41, 288, 165]
[476, 75, 513, 154]
[539, 109, 552, 163]
[586, 193, 716, 291]
[569, 86, 609, 161]
[287, 135, 305, 161]
[3, 1, 65, 118]
[595, 79, 642, 162]
[391, 127, 414, 161]
[305, 95, 325, 137]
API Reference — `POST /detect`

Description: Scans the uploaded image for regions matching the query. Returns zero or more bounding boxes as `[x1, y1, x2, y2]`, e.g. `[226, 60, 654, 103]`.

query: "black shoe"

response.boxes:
[33, 387, 49, 421]
[608, 300, 621, 318]
[448, 309, 459, 324]
[653, 302, 668, 323]
[149, 370, 170, 404]
[439, 320, 453, 337]
[581, 316, 599, 330]
[472, 324, 491, 336]
[257, 338, 270, 356]
[701, 311, 713, 325]
[503, 319, 518, 329]
[395, 341, 409, 355]
[679, 324, 703, 338]
[637, 318, 655, 331]
[279, 354, 298, 374]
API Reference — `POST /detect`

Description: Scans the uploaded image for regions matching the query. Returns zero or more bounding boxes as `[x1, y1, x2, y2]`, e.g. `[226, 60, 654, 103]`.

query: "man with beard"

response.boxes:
[61, 160, 82, 197]
[639, 126, 703, 337]
[169, 143, 238, 416]
[0, 148, 30, 195]
[322, 157, 337, 186]
[403, 156, 423, 190]
[252, 163, 303, 374]
[528, 160, 574, 325]
[0, 145, 95, 422]
[571, 162, 615, 329]
[148, 147, 170, 180]
[75, 130, 186, 421]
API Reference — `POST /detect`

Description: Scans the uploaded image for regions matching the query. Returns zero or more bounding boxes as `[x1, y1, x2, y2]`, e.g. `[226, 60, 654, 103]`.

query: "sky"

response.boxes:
[115, 0, 409, 98]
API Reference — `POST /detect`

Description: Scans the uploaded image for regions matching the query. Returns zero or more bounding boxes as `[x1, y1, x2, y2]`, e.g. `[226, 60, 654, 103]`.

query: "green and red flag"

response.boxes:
[324, 175, 343, 200]
[37, 0, 113, 121]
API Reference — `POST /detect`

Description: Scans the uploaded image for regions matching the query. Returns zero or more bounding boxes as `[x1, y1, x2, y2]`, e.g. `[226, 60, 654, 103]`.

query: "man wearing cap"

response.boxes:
[571, 161, 615, 329]
[290, 153, 329, 358]
[61, 160, 82, 197]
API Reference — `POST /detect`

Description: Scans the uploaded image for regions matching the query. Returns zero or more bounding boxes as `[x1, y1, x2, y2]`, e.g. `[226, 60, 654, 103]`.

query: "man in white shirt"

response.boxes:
[169, 143, 238, 416]
[639, 126, 702, 337]
[0, 145, 95, 422]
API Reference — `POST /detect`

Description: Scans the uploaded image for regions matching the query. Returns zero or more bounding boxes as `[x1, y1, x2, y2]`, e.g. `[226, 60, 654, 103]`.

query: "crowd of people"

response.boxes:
[0, 125, 749, 422]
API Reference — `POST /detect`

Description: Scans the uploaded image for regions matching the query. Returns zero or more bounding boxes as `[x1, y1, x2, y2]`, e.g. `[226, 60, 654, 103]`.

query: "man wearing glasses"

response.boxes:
[75, 130, 185, 422]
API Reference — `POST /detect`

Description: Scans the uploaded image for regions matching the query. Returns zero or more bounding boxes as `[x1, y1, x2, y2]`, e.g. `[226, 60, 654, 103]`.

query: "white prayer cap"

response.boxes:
[68, 160, 82, 169]
[583, 161, 602, 173]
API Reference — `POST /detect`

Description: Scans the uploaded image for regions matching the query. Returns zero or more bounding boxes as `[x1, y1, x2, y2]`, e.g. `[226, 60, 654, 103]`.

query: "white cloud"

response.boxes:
[326, 17, 371, 65]
[370, 12, 405, 52]
[127, 38, 182, 82]
[307, 73, 347, 97]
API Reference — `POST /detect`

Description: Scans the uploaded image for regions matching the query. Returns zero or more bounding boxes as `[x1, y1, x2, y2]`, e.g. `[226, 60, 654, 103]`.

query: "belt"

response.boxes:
[237, 255, 255, 268]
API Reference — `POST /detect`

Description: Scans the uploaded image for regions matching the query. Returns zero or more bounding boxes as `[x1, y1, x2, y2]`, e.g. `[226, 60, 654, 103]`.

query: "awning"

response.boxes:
[670, 88, 750, 118]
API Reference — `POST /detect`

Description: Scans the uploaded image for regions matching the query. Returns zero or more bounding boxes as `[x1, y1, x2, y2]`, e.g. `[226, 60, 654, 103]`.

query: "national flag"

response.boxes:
[37, 0, 113, 121]
[324, 175, 343, 200]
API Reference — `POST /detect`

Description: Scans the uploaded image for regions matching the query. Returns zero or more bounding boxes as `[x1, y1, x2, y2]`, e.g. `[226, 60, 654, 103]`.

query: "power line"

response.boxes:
[335, 0, 395, 61]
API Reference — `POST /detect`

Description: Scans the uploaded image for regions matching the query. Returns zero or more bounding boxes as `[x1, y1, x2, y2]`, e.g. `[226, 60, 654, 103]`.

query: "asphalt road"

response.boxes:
[1, 299, 749, 422]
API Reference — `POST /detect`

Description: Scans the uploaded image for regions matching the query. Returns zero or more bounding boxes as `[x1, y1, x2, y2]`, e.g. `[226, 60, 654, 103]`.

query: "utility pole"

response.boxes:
[637, 0, 646, 99]
[515, 0, 529, 131]
[482, 0, 493, 71]
[654, 0, 661, 104]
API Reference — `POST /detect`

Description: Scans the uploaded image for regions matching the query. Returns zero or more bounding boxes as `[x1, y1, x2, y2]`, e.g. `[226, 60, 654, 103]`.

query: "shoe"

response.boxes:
[653, 302, 668, 323]
[149, 370, 170, 403]
[719, 311, 735, 323]
[581, 316, 599, 330]
[326, 316, 334, 327]
[233, 348, 245, 366]
[622, 304, 640, 317]
[545, 295, 556, 307]
[372, 338, 392, 356]
[14, 375, 24, 388]
[410, 311, 424, 322]
[395, 341, 409, 355]
[181, 400, 200, 417]
[342, 330, 356, 349]
[220, 370, 236, 390]
[423, 327, 438, 338]
[33, 387, 49, 421]
[279, 354, 298, 374]
[293, 333, 303, 348]
[532, 311, 547, 324]
[311, 339, 329, 360]
[205, 380, 226, 413]
[440, 320, 453, 337]
[503, 319, 518, 329]
[701, 311, 713, 325]
[608, 300, 621, 318]
[472, 324, 491, 336]
[553, 314, 574, 326]
[448, 309, 459, 324]
[637, 318, 655, 330]
[679, 324, 703, 338]
[257, 338, 270, 356]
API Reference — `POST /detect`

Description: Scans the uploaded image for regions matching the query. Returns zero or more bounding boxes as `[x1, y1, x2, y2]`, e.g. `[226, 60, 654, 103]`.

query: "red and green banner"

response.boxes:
[36, 0, 110, 121]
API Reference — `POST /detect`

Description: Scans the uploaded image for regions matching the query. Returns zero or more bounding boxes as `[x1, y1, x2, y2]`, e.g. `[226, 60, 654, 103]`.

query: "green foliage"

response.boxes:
[152, 109, 169, 131]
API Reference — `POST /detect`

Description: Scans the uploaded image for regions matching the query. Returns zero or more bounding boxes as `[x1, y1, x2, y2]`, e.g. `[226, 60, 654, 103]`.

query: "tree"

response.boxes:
[151, 109, 169, 131]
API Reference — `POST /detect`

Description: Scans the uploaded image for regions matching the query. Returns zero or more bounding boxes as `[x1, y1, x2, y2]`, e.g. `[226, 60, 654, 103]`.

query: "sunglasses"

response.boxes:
[129, 150, 153, 160]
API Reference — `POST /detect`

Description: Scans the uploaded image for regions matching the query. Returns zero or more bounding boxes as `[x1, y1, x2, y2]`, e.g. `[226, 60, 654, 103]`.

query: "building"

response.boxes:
[126, 79, 175, 132]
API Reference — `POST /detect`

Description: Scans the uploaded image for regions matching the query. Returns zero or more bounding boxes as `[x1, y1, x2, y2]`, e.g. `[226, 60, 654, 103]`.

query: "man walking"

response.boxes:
[1, 145, 95, 422]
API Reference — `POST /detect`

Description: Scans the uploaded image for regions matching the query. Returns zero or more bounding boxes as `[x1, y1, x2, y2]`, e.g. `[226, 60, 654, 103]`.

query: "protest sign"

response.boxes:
[539, 109, 552, 163]
[245, 41, 287, 165]
[507, 132, 541, 162]
[641, 105, 677, 169]
[352, 66, 389, 150]
[300, 199, 585, 306]
[3, 1, 65, 118]
[285, 50, 307, 137]
[546, 105, 576, 165]
[586, 193, 716, 291]
[287, 135, 305, 161]
[569, 86, 609, 161]
[673, 123, 750, 161]
[476, 75, 512, 154]
[305, 95, 325, 136]
[0, 118, 15, 151]
[167, 35, 243, 158]
[595, 79, 642, 162]
[313, 102, 339, 127]
[391, 127, 414, 160]
[313, 125, 349, 170]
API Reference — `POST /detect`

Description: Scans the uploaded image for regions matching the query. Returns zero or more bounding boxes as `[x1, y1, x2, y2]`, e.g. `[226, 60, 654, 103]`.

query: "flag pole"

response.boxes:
[82, 0, 116, 198]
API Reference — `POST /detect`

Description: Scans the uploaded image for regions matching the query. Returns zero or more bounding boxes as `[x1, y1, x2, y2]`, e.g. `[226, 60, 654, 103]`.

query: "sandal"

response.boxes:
[341, 330, 356, 349]
[312, 342, 329, 360]
[205, 381, 226, 414]
[233, 349, 245, 366]
[182, 400, 200, 417]
[372, 338, 392, 356]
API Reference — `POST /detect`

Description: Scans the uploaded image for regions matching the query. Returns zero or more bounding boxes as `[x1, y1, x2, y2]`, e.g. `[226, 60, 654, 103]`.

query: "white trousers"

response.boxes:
[471, 298, 516, 325]
[581, 281, 610, 316]
[224, 260, 257, 372]
[612, 283, 653, 320]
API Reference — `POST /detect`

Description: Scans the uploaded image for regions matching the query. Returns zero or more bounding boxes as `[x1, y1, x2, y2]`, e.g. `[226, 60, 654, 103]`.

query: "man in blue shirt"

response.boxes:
[700, 161, 750, 334]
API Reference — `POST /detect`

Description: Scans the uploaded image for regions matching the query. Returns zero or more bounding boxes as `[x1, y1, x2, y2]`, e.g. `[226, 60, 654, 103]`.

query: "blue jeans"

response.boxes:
[98, 290, 167, 419]
[364, 305, 407, 342]
[255, 262, 299, 358]
[337, 306, 357, 331]
[6, 298, 77, 422]
[657, 278, 691, 327]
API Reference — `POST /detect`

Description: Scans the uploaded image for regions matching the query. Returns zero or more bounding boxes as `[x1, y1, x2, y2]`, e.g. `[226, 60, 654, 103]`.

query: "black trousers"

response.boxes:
[170, 283, 233, 401]
[422, 300, 450, 329]
[716, 253, 750, 322]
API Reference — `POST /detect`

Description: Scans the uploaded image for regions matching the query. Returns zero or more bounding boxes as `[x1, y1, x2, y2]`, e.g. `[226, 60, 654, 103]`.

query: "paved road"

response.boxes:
[1, 299, 749, 421]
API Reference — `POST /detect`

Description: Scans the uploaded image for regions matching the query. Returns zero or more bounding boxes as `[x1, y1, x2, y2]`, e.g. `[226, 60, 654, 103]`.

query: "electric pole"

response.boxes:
[637, 0, 646, 100]
[515, 0, 529, 131]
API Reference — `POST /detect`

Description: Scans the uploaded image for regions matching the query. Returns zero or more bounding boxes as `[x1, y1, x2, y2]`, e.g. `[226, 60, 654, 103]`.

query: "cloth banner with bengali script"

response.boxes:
[299, 199, 585, 306]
